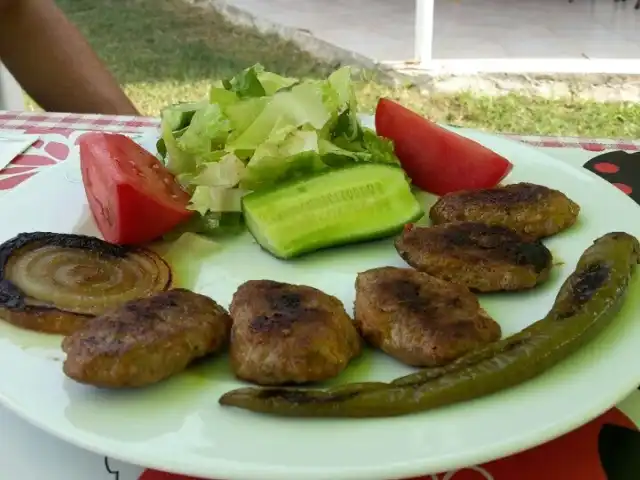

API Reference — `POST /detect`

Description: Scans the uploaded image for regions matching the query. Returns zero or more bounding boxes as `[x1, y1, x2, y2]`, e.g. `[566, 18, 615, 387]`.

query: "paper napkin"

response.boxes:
[0, 133, 39, 171]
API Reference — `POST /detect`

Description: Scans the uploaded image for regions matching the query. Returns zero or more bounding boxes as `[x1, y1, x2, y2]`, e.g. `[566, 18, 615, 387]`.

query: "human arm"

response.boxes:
[0, 0, 138, 115]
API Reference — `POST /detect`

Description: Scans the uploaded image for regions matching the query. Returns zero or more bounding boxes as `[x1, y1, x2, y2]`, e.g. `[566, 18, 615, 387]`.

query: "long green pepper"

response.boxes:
[219, 232, 639, 418]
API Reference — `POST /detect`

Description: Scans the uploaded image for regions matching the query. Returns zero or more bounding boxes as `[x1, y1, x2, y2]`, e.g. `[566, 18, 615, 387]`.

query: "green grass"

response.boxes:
[55, 0, 640, 138]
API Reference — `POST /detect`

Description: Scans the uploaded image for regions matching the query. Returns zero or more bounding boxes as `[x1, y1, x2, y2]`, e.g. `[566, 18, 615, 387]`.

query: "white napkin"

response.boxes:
[0, 133, 39, 170]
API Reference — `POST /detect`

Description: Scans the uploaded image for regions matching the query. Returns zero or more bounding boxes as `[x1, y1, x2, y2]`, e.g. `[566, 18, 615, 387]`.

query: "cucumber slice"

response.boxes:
[242, 163, 424, 259]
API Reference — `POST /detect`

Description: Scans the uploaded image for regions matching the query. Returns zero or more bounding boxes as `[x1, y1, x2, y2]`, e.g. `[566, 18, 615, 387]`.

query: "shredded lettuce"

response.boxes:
[158, 64, 400, 236]
[222, 64, 267, 98]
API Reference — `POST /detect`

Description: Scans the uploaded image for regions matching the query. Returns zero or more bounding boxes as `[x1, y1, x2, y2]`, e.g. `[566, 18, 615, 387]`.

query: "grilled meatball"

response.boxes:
[229, 280, 361, 386]
[395, 222, 553, 292]
[429, 182, 580, 239]
[354, 267, 501, 367]
[62, 289, 231, 388]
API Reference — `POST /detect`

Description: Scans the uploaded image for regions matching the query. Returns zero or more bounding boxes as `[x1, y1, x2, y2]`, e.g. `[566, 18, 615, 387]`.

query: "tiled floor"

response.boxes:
[227, 0, 640, 71]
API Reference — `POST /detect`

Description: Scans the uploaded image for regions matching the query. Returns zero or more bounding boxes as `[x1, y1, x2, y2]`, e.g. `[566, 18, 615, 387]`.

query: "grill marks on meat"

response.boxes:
[430, 182, 580, 240]
[62, 289, 231, 388]
[229, 280, 362, 386]
[249, 290, 320, 334]
[395, 222, 553, 292]
[354, 267, 501, 367]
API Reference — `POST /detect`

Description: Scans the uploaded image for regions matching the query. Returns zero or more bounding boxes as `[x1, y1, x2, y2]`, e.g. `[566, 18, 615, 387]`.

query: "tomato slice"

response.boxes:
[375, 98, 513, 196]
[79, 133, 193, 245]
[138, 471, 201, 480]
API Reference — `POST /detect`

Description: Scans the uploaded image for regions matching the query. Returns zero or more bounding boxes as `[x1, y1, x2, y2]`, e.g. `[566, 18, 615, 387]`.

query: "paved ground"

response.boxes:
[225, 0, 640, 73]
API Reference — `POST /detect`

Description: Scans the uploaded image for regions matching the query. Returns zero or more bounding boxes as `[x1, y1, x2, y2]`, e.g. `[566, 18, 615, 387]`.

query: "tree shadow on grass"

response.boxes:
[58, 0, 337, 86]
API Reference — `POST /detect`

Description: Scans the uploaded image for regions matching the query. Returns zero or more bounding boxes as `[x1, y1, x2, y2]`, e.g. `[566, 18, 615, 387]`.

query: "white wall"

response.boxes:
[0, 64, 25, 110]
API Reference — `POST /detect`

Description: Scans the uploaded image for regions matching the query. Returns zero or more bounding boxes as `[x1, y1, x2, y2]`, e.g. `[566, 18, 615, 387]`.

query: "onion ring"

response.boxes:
[0, 232, 172, 334]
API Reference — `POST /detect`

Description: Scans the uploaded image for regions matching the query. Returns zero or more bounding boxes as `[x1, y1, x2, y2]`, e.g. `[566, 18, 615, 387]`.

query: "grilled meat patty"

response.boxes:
[429, 182, 580, 239]
[395, 222, 553, 292]
[62, 289, 231, 388]
[229, 280, 362, 386]
[354, 267, 501, 367]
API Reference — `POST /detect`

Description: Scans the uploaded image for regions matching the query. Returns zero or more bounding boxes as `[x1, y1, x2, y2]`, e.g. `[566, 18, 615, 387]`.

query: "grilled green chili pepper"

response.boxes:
[392, 329, 537, 386]
[219, 232, 639, 417]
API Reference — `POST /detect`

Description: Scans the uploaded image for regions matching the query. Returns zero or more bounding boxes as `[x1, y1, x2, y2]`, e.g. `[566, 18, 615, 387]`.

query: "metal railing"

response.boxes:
[414, 0, 435, 67]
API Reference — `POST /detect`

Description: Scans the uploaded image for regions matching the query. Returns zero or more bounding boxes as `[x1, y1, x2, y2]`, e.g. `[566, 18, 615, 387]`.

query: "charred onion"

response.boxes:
[0, 232, 171, 334]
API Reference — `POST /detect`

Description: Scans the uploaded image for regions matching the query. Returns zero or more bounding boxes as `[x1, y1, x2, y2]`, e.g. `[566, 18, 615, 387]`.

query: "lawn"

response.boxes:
[57, 0, 640, 138]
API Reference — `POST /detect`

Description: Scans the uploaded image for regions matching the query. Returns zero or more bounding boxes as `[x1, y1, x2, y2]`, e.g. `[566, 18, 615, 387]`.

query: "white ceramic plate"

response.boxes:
[0, 122, 639, 480]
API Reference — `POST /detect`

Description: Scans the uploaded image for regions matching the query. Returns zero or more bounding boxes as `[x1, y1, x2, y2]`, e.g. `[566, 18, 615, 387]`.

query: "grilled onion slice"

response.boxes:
[0, 232, 171, 334]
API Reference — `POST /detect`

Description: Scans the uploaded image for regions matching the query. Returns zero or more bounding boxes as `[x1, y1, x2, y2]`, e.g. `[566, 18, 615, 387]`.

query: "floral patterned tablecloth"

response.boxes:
[1, 110, 640, 480]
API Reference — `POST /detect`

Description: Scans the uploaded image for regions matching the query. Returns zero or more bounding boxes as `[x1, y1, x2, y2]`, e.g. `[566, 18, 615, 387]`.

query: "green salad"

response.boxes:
[157, 65, 400, 235]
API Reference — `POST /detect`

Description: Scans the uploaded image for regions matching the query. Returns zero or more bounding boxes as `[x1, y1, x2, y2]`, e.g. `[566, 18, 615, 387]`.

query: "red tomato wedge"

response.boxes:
[79, 132, 193, 245]
[375, 98, 513, 196]
[139, 471, 200, 480]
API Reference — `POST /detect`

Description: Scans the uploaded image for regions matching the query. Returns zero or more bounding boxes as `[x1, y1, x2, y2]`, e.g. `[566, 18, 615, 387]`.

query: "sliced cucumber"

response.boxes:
[242, 163, 424, 259]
